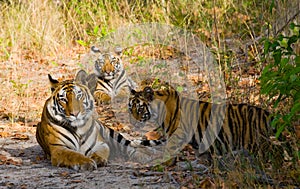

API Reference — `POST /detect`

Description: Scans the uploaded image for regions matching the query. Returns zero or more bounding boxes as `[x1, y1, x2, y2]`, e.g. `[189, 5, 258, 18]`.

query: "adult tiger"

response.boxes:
[36, 70, 159, 171]
[128, 85, 284, 165]
[91, 46, 135, 104]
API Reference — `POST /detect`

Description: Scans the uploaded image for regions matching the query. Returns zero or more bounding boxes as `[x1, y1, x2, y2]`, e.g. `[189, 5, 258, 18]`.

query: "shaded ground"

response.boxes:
[0, 119, 181, 189]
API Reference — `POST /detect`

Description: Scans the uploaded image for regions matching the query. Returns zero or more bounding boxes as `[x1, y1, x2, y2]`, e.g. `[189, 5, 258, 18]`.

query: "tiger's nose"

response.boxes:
[70, 110, 80, 117]
[104, 67, 113, 74]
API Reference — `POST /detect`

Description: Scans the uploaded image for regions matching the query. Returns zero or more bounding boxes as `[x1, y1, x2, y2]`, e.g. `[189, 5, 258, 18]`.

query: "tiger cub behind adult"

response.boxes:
[91, 46, 135, 104]
[128, 85, 284, 165]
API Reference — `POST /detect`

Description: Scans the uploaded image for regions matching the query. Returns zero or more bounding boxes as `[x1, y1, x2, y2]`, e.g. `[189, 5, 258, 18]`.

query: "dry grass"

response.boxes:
[0, 0, 68, 58]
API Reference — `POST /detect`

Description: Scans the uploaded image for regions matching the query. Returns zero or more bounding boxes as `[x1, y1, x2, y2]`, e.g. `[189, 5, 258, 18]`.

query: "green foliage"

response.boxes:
[10, 79, 32, 98]
[260, 23, 300, 137]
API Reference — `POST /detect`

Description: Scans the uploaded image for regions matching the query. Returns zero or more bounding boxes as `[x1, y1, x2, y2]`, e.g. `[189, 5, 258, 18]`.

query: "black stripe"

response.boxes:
[114, 70, 126, 89]
[124, 140, 131, 146]
[49, 143, 72, 150]
[98, 79, 113, 91]
[52, 126, 78, 148]
[141, 140, 151, 146]
[85, 137, 97, 156]
[81, 122, 95, 146]
[117, 134, 124, 143]
[109, 129, 115, 138]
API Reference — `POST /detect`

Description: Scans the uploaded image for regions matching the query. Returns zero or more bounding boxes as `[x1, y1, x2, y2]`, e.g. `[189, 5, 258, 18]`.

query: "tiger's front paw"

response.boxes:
[90, 153, 108, 167]
[94, 91, 111, 105]
[51, 152, 97, 171]
[74, 158, 97, 171]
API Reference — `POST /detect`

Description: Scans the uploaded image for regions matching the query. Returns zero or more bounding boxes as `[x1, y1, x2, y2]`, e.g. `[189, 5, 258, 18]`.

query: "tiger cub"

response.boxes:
[128, 85, 284, 164]
[36, 70, 158, 171]
[91, 46, 135, 104]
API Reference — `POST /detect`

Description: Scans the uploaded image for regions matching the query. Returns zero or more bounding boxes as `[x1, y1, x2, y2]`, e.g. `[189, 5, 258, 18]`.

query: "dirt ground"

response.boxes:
[0, 127, 179, 189]
[0, 46, 207, 189]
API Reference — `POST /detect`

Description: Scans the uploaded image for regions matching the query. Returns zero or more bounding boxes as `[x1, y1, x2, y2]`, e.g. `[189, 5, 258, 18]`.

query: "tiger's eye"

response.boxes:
[77, 90, 83, 99]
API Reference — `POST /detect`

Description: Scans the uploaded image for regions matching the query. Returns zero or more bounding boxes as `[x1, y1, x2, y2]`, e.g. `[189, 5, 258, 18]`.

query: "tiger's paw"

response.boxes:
[51, 153, 97, 171]
[94, 92, 111, 105]
[90, 153, 108, 167]
[72, 159, 97, 171]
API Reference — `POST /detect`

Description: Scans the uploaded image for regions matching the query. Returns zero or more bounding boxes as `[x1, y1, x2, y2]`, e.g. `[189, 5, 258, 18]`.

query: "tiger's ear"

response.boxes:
[129, 87, 136, 95]
[127, 78, 137, 95]
[114, 46, 122, 56]
[143, 86, 154, 101]
[86, 73, 97, 94]
[48, 74, 59, 93]
[91, 46, 101, 53]
[75, 70, 97, 94]
[75, 69, 88, 85]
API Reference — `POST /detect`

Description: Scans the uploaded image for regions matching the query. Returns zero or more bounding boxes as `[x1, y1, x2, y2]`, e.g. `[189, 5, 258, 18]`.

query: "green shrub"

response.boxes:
[260, 23, 300, 137]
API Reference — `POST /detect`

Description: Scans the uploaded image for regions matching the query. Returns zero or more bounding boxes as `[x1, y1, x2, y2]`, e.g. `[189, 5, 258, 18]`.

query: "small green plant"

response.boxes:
[260, 23, 300, 137]
[10, 79, 32, 98]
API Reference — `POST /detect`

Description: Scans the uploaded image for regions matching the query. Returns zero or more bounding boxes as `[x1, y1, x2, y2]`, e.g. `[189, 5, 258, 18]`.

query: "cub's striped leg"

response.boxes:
[94, 90, 111, 105]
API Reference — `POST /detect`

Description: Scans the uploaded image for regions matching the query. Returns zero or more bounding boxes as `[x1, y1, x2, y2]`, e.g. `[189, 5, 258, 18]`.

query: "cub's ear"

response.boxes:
[86, 73, 97, 95]
[114, 46, 122, 56]
[75, 70, 97, 94]
[75, 69, 88, 86]
[91, 46, 101, 53]
[48, 74, 59, 93]
[128, 85, 136, 95]
[143, 86, 154, 101]
[127, 78, 138, 95]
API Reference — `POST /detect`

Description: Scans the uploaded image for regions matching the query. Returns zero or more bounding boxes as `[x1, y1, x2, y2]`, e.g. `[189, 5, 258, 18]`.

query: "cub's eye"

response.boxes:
[114, 63, 120, 69]
[138, 107, 144, 113]
[96, 59, 104, 65]
[95, 62, 103, 72]
[111, 57, 116, 61]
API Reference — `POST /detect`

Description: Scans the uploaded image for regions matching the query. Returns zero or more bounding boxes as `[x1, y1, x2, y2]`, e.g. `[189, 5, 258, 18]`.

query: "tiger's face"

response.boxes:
[92, 46, 123, 81]
[128, 87, 156, 125]
[48, 71, 96, 127]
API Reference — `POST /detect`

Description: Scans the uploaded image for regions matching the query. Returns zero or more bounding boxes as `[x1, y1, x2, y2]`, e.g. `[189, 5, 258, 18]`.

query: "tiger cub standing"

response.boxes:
[91, 46, 135, 104]
[128, 85, 284, 165]
[36, 71, 158, 171]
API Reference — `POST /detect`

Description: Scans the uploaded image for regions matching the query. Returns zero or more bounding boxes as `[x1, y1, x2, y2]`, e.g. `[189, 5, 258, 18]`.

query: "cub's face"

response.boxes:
[128, 87, 155, 125]
[92, 46, 123, 81]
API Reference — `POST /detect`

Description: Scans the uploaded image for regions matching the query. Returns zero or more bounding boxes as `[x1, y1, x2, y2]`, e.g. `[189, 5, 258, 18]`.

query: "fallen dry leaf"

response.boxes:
[60, 172, 70, 177]
[0, 150, 22, 166]
[199, 177, 216, 189]
[0, 131, 10, 138]
[11, 133, 30, 140]
[70, 180, 83, 183]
